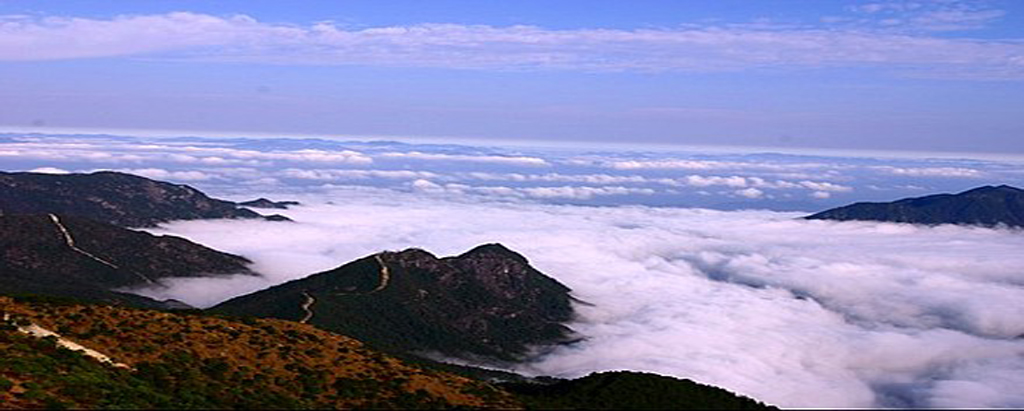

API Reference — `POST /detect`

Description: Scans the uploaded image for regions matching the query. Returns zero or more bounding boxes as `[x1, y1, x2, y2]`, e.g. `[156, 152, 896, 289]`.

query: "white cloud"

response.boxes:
[0, 140, 371, 166]
[685, 175, 750, 188]
[410, 178, 444, 192]
[876, 166, 982, 178]
[101, 168, 213, 181]
[796, 180, 854, 192]
[381, 151, 549, 167]
[167, 146, 373, 165]
[848, 1, 1006, 32]
[520, 185, 655, 200]
[281, 168, 438, 181]
[735, 187, 765, 198]
[27, 166, 70, 174]
[602, 158, 837, 173]
[463, 171, 652, 185]
[609, 159, 727, 170]
[811, 191, 832, 199]
[1, 12, 1023, 79]
[133, 188, 1024, 408]
[410, 179, 654, 200]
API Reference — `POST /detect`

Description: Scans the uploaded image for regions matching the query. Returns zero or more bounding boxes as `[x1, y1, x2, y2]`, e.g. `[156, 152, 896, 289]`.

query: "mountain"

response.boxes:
[0, 296, 773, 409]
[0, 214, 253, 308]
[806, 185, 1024, 227]
[0, 171, 289, 227]
[214, 244, 576, 363]
[238, 198, 300, 209]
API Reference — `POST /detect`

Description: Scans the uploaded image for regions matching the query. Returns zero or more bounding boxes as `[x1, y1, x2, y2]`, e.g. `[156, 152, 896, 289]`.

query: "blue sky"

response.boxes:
[1, 0, 1023, 153]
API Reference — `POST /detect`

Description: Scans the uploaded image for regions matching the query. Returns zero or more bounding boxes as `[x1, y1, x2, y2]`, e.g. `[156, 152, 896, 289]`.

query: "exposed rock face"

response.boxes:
[806, 185, 1024, 228]
[214, 243, 576, 363]
[0, 171, 287, 227]
[238, 198, 300, 209]
[0, 214, 253, 307]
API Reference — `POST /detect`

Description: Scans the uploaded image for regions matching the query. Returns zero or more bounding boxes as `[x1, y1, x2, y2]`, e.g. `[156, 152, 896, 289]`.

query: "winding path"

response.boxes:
[3, 313, 132, 369]
[369, 254, 391, 294]
[299, 291, 315, 324]
[48, 213, 154, 284]
[332, 253, 393, 297]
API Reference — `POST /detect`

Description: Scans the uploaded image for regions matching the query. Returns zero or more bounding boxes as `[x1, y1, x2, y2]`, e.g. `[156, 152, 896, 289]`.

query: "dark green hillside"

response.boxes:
[0, 214, 253, 308]
[806, 185, 1024, 227]
[0, 171, 286, 227]
[214, 244, 576, 363]
[502, 371, 775, 410]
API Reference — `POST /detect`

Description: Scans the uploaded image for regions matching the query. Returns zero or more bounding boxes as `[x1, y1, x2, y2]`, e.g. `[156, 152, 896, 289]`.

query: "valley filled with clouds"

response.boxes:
[133, 188, 1024, 409]
[4, 133, 1021, 408]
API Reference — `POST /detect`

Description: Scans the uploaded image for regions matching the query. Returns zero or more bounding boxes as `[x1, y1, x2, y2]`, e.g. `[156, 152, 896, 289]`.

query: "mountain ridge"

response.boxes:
[0, 213, 254, 308]
[0, 171, 289, 227]
[806, 185, 1024, 227]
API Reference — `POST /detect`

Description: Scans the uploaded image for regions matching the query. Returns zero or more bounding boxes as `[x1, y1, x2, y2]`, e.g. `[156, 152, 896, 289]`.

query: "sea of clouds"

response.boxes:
[126, 187, 1024, 409]
[6, 133, 1024, 212]
[6, 133, 1024, 408]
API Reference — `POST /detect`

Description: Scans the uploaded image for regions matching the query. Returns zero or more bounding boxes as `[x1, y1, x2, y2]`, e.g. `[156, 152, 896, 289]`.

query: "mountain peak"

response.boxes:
[962, 184, 1023, 195]
[215, 244, 575, 363]
[459, 243, 529, 264]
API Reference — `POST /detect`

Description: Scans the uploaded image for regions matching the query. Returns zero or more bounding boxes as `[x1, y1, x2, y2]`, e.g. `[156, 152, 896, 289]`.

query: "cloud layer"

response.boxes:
[5, 134, 1024, 211]
[131, 187, 1024, 408]
[1, 9, 1023, 78]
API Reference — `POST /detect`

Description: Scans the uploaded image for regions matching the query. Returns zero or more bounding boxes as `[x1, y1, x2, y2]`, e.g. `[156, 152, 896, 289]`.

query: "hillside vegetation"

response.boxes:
[0, 295, 775, 409]
[0, 296, 515, 409]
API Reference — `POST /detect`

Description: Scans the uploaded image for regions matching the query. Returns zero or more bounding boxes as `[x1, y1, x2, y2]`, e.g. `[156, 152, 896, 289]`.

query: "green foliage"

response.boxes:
[0, 376, 13, 391]
[0, 330, 309, 409]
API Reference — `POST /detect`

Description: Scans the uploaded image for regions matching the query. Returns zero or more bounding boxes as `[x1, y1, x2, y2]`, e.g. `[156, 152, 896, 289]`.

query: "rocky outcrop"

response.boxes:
[806, 185, 1024, 227]
[214, 244, 576, 363]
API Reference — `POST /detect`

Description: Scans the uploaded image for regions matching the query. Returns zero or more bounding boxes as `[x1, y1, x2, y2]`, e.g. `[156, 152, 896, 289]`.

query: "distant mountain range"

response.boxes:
[237, 197, 300, 209]
[0, 171, 289, 227]
[214, 244, 576, 363]
[807, 185, 1024, 228]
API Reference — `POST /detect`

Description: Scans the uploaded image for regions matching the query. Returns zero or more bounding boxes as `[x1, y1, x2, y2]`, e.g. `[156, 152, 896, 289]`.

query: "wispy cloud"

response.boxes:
[1, 11, 1023, 79]
[875, 166, 983, 178]
[380, 151, 550, 166]
[410, 178, 654, 200]
[281, 168, 439, 181]
[848, 0, 1008, 31]
[99, 167, 214, 181]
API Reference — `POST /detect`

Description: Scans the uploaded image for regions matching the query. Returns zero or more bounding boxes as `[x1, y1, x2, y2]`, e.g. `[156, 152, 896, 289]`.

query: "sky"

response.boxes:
[1, 0, 1024, 153]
